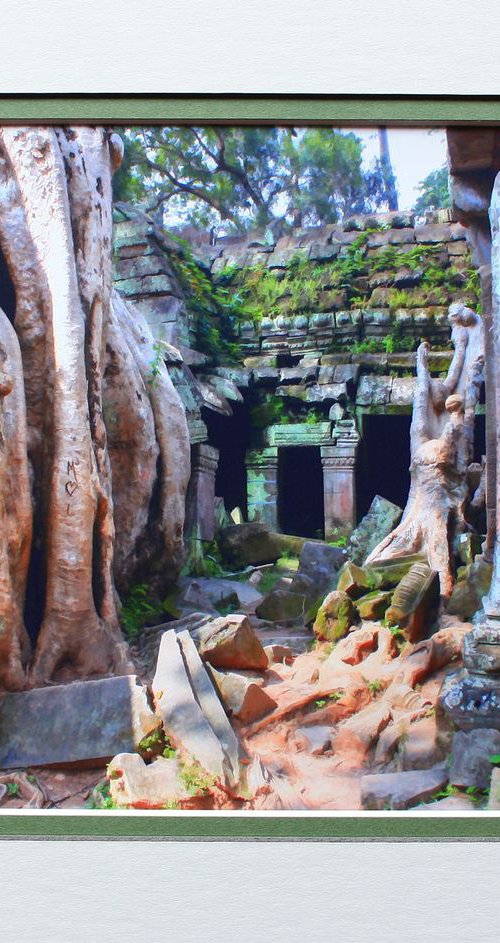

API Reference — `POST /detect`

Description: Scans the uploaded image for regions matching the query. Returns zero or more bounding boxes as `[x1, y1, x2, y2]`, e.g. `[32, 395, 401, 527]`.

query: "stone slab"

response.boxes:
[449, 728, 500, 789]
[152, 630, 231, 785]
[0, 675, 158, 770]
[360, 766, 448, 810]
[347, 495, 402, 565]
[176, 630, 240, 785]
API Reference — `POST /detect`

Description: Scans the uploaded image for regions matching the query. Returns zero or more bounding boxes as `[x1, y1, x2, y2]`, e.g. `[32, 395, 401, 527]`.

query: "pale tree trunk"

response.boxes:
[366, 337, 484, 600]
[0, 313, 32, 689]
[0, 127, 191, 690]
[105, 292, 191, 593]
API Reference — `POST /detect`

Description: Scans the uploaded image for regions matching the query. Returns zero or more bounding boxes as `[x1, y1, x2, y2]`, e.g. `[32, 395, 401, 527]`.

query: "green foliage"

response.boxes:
[257, 567, 283, 596]
[113, 127, 388, 235]
[5, 782, 19, 797]
[315, 690, 344, 709]
[431, 784, 459, 801]
[149, 341, 165, 385]
[464, 266, 481, 306]
[120, 584, 169, 641]
[188, 539, 226, 579]
[250, 397, 290, 428]
[389, 289, 412, 311]
[366, 679, 384, 695]
[431, 783, 488, 805]
[88, 781, 118, 810]
[167, 247, 245, 361]
[162, 740, 176, 760]
[328, 535, 347, 548]
[137, 727, 171, 759]
[305, 408, 325, 425]
[179, 760, 216, 796]
[350, 338, 387, 354]
[413, 163, 451, 216]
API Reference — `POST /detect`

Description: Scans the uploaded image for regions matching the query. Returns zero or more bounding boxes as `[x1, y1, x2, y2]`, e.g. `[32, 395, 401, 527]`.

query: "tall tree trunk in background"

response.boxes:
[378, 128, 399, 212]
[0, 127, 191, 690]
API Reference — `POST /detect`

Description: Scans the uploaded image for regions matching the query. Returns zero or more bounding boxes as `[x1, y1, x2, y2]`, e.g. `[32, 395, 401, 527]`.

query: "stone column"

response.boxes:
[441, 173, 500, 730]
[185, 443, 219, 542]
[321, 441, 358, 538]
[246, 447, 279, 530]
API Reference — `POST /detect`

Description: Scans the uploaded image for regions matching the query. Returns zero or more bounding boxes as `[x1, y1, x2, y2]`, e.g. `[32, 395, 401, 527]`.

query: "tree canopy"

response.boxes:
[413, 164, 451, 216]
[113, 126, 390, 236]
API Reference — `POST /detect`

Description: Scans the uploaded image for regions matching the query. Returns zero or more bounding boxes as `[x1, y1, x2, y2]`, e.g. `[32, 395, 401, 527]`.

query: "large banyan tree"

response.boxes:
[0, 127, 190, 692]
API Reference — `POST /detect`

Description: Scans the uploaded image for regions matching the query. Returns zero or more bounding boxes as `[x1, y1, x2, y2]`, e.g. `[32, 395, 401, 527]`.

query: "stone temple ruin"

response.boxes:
[112, 202, 482, 545]
[3, 126, 500, 811]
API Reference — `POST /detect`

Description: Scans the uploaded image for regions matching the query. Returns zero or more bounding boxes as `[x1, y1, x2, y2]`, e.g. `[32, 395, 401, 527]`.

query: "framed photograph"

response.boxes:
[2, 1, 500, 940]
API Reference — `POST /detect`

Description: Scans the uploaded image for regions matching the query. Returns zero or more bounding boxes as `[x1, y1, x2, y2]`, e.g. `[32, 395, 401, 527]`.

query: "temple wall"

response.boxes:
[112, 205, 482, 541]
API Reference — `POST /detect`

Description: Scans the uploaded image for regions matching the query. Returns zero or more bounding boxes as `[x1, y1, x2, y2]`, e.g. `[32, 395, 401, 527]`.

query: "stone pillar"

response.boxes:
[321, 440, 358, 538]
[246, 447, 279, 530]
[186, 443, 219, 542]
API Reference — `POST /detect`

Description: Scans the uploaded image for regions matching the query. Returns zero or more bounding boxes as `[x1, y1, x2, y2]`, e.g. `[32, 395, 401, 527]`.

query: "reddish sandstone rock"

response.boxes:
[332, 701, 392, 766]
[199, 613, 269, 671]
[208, 668, 277, 724]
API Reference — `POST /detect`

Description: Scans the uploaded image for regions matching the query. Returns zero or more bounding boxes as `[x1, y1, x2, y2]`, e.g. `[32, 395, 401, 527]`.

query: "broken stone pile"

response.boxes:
[313, 555, 440, 644]
[1, 500, 497, 811]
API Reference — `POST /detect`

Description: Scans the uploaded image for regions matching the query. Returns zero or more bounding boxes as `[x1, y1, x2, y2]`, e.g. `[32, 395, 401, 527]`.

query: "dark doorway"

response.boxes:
[357, 414, 411, 521]
[202, 401, 250, 517]
[0, 246, 16, 324]
[278, 446, 325, 538]
[474, 412, 486, 464]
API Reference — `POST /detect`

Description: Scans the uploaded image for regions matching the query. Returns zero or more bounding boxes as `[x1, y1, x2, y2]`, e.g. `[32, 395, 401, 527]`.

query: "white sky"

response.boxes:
[351, 127, 448, 210]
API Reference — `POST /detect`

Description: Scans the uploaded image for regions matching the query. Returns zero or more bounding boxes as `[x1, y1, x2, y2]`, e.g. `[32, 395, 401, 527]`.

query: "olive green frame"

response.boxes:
[0, 93, 499, 839]
[0, 95, 498, 125]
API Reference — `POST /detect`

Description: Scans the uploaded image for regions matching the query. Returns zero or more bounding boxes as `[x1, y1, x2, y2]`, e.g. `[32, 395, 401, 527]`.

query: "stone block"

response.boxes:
[279, 365, 319, 385]
[255, 589, 307, 624]
[177, 631, 240, 784]
[313, 590, 358, 642]
[385, 563, 440, 642]
[356, 375, 393, 406]
[399, 717, 442, 771]
[488, 767, 500, 810]
[219, 522, 304, 567]
[415, 222, 466, 243]
[208, 668, 277, 724]
[0, 675, 158, 770]
[449, 728, 500, 789]
[198, 613, 269, 671]
[152, 631, 232, 785]
[360, 766, 448, 810]
[263, 421, 332, 446]
[336, 561, 375, 598]
[366, 228, 415, 248]
[108, 753, 193, 809]
[295, 726, 332, 756]
[390, 377, 417, 406]
[305, 382, 347, 403]
[347, 495, 403, 565]
[355, 590, 392, 621]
